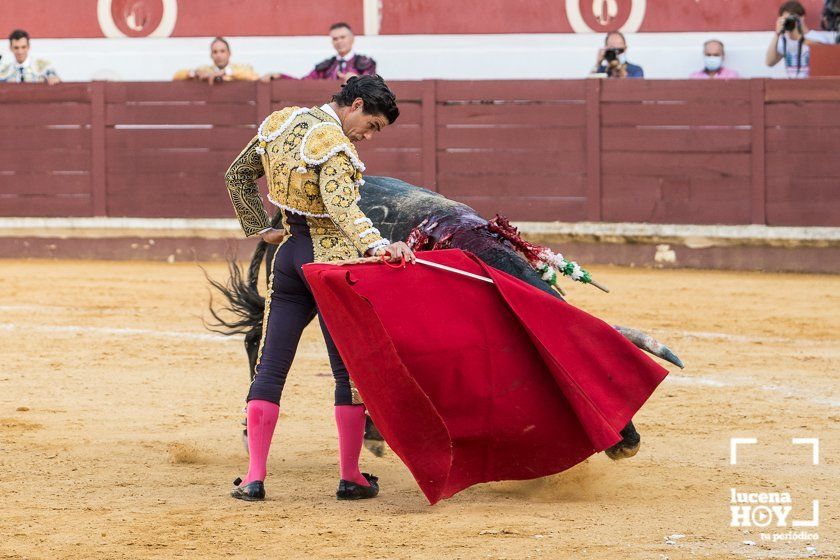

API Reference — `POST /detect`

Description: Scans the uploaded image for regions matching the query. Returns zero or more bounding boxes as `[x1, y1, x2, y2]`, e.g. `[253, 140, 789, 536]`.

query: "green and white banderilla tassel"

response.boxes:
[535, 250, 609, 293]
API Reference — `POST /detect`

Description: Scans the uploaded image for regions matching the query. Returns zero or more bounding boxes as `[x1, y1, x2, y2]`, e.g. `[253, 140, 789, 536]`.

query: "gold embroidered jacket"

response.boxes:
[224, 106, 390, 261]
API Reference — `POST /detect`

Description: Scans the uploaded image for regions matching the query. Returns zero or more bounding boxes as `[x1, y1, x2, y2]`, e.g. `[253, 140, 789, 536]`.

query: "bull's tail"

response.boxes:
[204, 241, 267, 342]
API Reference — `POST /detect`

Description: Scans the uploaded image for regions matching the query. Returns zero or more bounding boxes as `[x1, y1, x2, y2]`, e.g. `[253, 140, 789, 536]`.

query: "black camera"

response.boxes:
[783, 14, 801, 32]
[603, 47, 624, 64]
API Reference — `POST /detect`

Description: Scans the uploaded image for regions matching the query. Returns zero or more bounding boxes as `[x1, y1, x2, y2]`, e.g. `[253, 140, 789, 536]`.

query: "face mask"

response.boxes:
[617, 53, 627, 65]
[704, 55, 723, 72]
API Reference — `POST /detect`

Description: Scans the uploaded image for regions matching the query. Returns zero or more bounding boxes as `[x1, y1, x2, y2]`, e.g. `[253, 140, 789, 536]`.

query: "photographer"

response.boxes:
[766, 1, 838, 78]
[590, 32, 644, 79]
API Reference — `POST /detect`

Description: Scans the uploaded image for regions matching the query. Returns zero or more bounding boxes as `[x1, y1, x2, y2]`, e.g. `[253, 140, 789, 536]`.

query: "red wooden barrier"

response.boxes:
[1, 79, 839, 227]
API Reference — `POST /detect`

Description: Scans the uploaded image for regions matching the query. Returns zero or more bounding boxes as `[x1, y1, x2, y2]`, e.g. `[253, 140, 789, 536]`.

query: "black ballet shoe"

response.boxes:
[230, 477, 265, 501]
[336, 473, 379, 500]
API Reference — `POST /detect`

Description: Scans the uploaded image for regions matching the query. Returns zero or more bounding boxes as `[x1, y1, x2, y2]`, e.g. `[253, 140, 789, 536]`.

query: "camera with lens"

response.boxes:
[783, 14, 802, 32]
[603, 47, 625, 64]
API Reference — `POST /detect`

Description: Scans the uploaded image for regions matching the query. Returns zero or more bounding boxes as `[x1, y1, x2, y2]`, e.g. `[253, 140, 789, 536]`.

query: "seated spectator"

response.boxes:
[590, 32, 644, 79]
[766, 1, 839, 78]
[690, 39, 740, 79]
[0, 29, 60, 84]
[302, 22, 376, 82]
[173, 37, 258, 83]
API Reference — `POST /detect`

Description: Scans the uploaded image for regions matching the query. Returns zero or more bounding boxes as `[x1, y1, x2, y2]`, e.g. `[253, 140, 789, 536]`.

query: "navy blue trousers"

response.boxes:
[246, 214, 353, 406]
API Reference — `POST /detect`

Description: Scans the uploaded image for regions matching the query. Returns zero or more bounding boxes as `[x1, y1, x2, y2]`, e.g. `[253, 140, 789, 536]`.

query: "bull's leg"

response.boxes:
[363, 415, 386, 457]
[604, 421, 641, 460]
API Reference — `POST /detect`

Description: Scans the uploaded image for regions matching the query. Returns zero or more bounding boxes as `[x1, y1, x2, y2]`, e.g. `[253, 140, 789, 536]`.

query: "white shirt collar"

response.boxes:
[320, 103, 341, 124]
[16, 57, 31, 69]
[336, 50, 354, 62]
[215, 64, 232, 75]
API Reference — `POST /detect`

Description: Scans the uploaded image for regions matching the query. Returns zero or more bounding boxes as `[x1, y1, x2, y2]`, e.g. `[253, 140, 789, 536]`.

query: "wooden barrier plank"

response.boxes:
[352, 124, 422, 148]
[766, 176, 840, 226]
[90, 81, 106, 216]
[438, 126, 585, 151]
[601, 103, 751, 126]
[106, 103, 256, 125]
[105, 127, 256, 150]
[0, 83, 92, 102]
[602, 127, 752, 152]
[0, 103, 91, 125]
[438, 149, 586, 174]
[105, 81, 257, 103]
[0, 195, 92, 217]
[446, 196, 587, 221]
[601, 79, 751, 102]
[767, 155, 840, 177]
[438, 103, 586, 126]
[357, 150, 423, 172]
[749, 79, 766, 225]
[585, 78, 601, 221]
[0, 149, 91, 171]
[601, 175, 752, 224]
[106, 150, 236, 174]
[0, 127, 91, 149]
[601, 152, 751, 177]
[0, 173, 91, 195]
[438, 172, 586, 197]
[765, 102, 840, 126]
[765, 78, 840, 102]
[422, 79, 437, 191]
[766, 127, 840, 152]
[437, 80, 586, 101]
[270, 80, 423, 102]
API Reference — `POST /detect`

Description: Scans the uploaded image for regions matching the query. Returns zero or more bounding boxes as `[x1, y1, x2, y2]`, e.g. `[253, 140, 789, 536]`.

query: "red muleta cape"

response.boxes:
[303, 249, 668, 504]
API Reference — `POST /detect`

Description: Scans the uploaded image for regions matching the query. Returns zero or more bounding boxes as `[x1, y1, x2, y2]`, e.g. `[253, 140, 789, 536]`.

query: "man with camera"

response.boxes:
[590, 32, 644, 79]
[766, 1, 839, 78]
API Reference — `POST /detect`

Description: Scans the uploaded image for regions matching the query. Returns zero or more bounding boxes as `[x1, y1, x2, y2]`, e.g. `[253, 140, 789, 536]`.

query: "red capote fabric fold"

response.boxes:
[303, 249, 668, 504]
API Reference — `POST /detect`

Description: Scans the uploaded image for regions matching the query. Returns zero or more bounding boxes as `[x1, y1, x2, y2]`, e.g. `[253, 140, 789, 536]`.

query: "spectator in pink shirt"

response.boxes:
[689, 39, 740, 79]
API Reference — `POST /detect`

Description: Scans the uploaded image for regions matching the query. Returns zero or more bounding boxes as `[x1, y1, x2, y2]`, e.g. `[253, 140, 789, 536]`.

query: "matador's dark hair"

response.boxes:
[332, 75, 400, 124]
[9, 29, 30, 43]
[330, 22, 353, 32]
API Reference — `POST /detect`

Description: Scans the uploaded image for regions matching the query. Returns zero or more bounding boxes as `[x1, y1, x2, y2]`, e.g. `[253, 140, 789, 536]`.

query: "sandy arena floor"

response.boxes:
[0, 259, 837, 559]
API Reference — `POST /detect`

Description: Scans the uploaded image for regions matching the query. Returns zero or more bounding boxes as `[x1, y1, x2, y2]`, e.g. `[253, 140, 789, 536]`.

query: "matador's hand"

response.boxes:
[260, 228, 286, 245]
[377, 241, 416, 264]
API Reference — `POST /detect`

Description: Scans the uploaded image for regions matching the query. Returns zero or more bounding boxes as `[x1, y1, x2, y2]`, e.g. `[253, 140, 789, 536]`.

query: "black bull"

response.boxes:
[207, 176, 684, 461]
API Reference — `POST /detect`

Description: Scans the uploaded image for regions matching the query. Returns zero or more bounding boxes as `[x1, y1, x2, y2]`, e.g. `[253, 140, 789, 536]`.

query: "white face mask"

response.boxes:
[617, 53, 627, 65]
[704, 55, 723, 72]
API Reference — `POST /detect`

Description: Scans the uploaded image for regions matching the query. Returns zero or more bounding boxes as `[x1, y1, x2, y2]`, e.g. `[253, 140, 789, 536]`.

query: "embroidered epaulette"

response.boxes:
[255, 106, 307, 154]
[315, 57, 336, 72]
[353, 55, 375, 71]
[33, 59, 52, 73]
[0, 64, 13, 79]
[300, 121, 365, 174]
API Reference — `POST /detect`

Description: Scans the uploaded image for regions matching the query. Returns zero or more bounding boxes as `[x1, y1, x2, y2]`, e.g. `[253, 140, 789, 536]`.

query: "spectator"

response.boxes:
[690, 39, 740, 79]
[591, 31, 644, 79]
[766, 1, 839, 78]
[173, 37, 258, 83]
[302, 22, 376, 82]
[0, 29, 60, 84]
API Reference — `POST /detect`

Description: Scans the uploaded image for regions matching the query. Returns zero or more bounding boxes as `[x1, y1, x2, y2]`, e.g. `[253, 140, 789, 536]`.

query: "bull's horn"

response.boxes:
[614, 325, 685, 369]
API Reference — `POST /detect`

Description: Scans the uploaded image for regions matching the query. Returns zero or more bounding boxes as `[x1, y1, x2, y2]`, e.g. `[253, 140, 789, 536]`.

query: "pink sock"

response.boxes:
[242, 400, 279, 485]
[335, 405, 369, 486]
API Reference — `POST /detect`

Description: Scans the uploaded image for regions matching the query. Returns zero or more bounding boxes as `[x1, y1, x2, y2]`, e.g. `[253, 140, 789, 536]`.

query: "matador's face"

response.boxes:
[342, 98, 390, 142]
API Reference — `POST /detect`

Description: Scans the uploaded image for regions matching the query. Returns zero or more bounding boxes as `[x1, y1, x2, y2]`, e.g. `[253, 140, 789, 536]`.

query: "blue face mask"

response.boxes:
[704, 55, 723, 72]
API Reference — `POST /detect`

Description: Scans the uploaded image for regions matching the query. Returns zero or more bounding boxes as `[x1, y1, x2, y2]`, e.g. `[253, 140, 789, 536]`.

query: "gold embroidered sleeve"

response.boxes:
[319, 153, 389, 255]
[224, 136, 271, 237]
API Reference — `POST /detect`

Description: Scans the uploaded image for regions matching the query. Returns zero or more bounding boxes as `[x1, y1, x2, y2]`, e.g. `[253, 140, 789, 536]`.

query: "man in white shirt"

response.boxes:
[0, 29, 60, 84]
